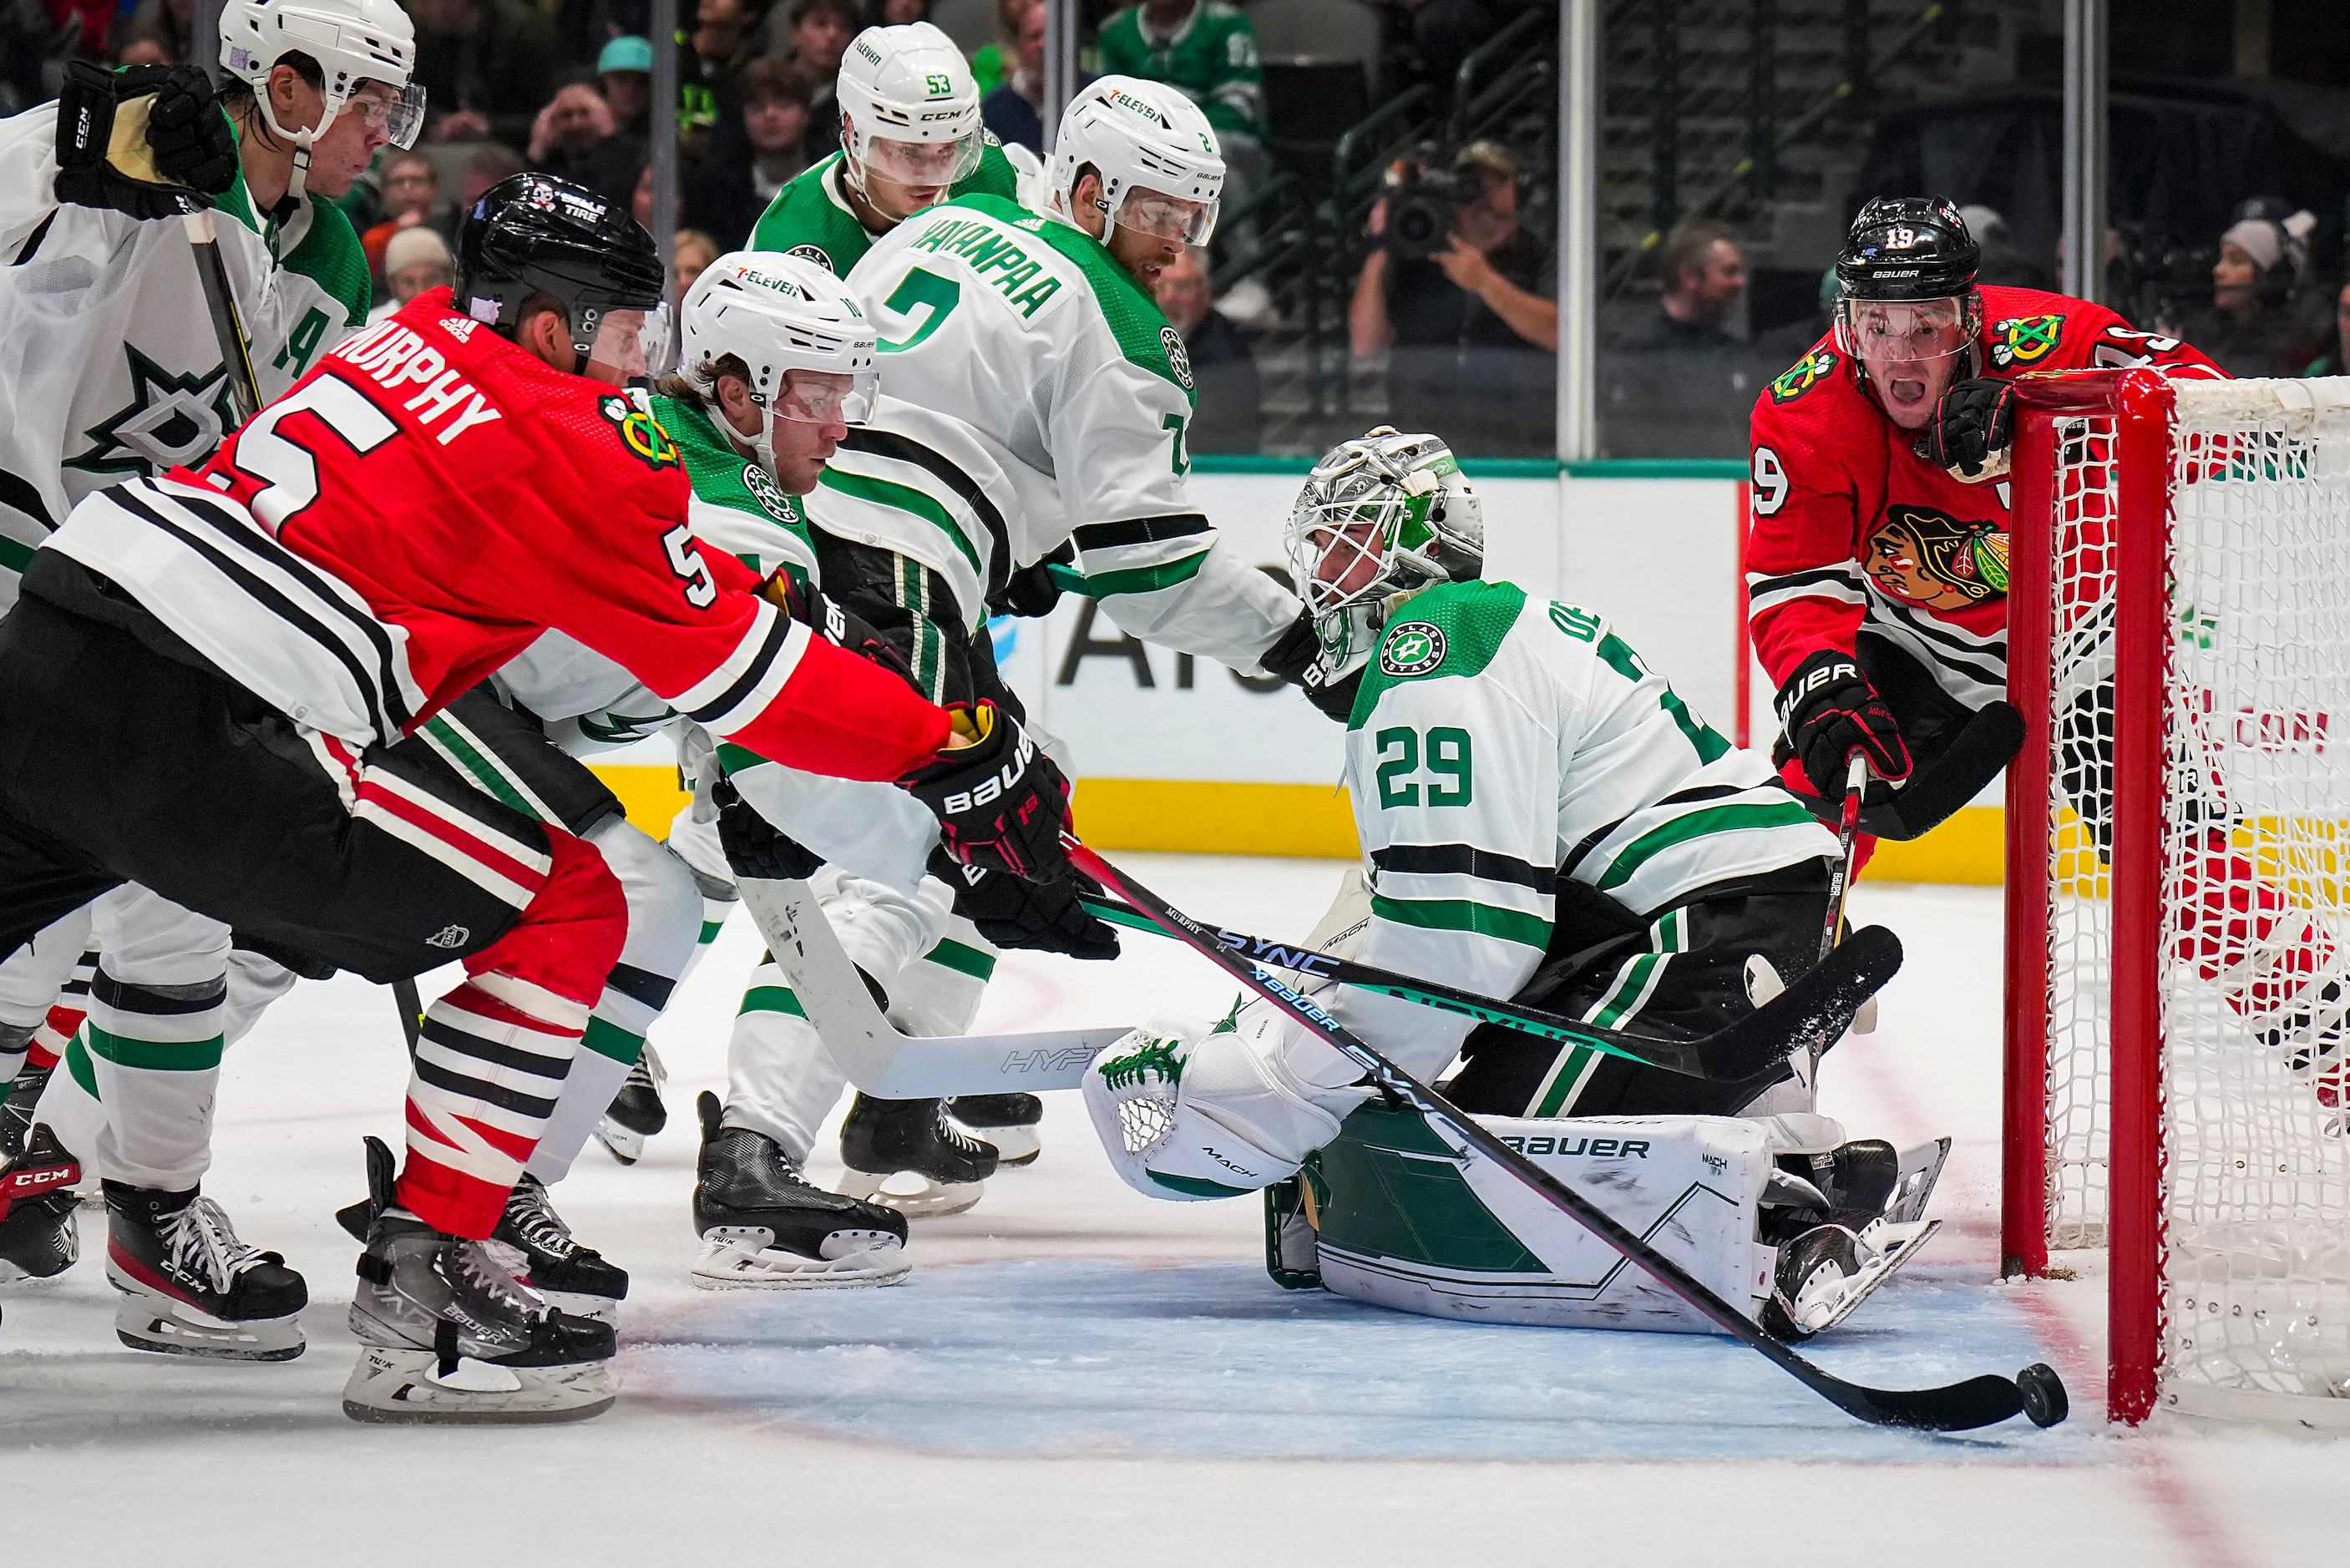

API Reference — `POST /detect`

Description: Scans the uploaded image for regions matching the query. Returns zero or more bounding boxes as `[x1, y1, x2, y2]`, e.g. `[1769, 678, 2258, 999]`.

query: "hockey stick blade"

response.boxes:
[736, 873, 1127, 1095]
[1790, 702, 2025, 842]
[1076, 897, 1901, 1083]
[1067, 839, 2063, 1433]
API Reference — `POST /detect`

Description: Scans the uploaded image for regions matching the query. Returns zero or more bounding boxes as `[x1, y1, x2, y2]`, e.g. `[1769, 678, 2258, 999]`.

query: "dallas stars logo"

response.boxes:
[62, 346, 235, 480]
[1379, 621, 1448, 677]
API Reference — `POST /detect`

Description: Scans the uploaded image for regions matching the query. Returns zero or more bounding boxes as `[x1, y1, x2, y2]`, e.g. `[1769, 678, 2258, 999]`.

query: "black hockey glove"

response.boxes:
[765, 569, 919, 690]
[899, 701, 1074, 881]
[711, 776, 824, 883]
[1921, 377, 2018, 480]
[53, 62, 236, 220]
[1260, 609, 1364, 723]
[989, 541, 1076, 620]
[934, 850, 1120, 961]
[1774, 649, 1913, 798]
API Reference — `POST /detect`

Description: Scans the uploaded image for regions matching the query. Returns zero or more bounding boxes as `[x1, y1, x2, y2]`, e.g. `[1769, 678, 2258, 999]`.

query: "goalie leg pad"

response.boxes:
[1083, 1013, 1355, 1201]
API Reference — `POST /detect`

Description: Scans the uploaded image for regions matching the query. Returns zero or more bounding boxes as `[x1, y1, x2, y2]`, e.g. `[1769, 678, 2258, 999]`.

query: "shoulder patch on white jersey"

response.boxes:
[1379, 621, 1447, 677]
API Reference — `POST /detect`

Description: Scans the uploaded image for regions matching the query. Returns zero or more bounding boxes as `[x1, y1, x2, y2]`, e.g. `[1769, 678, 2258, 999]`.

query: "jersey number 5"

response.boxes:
[231, 375, 399, 534]
[662, 524, 718, 609]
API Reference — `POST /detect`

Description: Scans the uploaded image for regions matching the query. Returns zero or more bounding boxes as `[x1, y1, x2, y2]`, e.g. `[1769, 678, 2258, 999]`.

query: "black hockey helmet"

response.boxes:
[1835, 196, 1979, 301]
[456, 173, 666, 362]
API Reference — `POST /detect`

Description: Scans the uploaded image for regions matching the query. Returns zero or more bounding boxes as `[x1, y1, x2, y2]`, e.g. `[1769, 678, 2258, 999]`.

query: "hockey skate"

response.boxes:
[1758, 1138, 1949, 1339]
[836, 1093, 998, 1217]
[0, 1123, 82, 1282]
[104, 1181, 306, 1360]
[946, 1092, 1042, 1166]
[691, 1093, 909, 1288]
[490, 1174, 630, 1318]
[0, 1057, 50, 1162]
[341, 1136, 616, 1424]
[595, 1044, 668, 1164]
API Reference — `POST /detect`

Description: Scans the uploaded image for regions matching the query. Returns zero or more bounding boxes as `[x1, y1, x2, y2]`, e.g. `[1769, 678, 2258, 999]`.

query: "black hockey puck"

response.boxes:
[2016, 1363, 2069, 1428]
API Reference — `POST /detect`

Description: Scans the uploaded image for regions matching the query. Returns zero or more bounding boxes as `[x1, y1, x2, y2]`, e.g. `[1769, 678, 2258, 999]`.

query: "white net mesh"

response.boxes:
[2038, 377, 2350, 1414]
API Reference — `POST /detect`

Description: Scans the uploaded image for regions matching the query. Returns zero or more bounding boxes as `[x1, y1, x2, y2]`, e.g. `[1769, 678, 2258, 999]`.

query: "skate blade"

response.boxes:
[341, 1344, 616, 1424]
[835, 1169, 985, 1218]
[595, 1117, 646, 1166]
[111, 1289, 304, 1362]
[689, 1234, 911, 1290]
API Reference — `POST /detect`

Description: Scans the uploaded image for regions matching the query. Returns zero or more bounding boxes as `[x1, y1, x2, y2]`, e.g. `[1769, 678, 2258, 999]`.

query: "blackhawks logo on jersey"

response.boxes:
[1379, 621, 1448, 678]
[1864, 504, 2010, 611]
[1990, 313, 2064, 369]
[600, 396, 681, 472]
[1768, 349, 1837, 404]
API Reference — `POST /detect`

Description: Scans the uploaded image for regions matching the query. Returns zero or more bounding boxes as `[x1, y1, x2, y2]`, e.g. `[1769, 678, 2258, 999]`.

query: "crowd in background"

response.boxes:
[0, 0, 1558, 455]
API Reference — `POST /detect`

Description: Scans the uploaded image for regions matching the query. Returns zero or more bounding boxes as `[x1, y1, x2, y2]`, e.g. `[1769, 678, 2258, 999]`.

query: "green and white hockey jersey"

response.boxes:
[1289, 579, 1841, 1090]
[0, 103, 369, 604]
[1096, 3, 1266, 145]
[747, 139, 1033, 280]
[846, 195, 1296, 666]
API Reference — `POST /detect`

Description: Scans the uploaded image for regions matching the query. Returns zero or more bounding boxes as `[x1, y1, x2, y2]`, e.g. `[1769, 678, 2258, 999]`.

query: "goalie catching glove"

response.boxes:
[54, 61, 239, 220]
[1083, 1009, 1369, 1200]
[899, 701, 1074, 882]
[1774, 649, 1912, 797]
[1920, 377, 2018, 481]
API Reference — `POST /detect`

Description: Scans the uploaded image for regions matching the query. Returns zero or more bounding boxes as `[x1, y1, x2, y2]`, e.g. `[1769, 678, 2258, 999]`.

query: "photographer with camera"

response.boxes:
[1350, 140, 1557, 455]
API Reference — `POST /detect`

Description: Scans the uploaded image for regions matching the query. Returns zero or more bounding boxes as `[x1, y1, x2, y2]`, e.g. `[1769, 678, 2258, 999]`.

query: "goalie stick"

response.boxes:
[1067, 837, 2068, 1433]
[1790, 701, 2024, 842]
[1075, 898, 1900, 1083]
[734, 873, 1130, 1095]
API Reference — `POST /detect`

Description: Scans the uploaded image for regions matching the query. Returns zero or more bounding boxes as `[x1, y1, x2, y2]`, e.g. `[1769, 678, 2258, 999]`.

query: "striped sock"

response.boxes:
[398, 972, 590, 1237]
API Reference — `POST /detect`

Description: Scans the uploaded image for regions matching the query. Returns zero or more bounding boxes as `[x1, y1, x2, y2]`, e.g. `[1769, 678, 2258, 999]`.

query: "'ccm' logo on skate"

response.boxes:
[3, 1165, 75, 1196]
[941, 734, 1035, 814]
[1497, 1135, 1652, 1159]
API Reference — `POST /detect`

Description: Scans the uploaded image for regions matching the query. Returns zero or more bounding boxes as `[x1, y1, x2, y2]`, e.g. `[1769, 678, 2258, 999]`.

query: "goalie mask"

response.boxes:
[1284, 427, 1484, 677]
[836, 23, 986, 212]
[678, 251, 879, 478]
[219, 0, 425, 202]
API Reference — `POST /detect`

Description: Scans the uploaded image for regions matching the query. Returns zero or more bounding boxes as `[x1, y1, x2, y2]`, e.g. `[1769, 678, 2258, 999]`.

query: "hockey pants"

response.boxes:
[0, 595, 625, 1237]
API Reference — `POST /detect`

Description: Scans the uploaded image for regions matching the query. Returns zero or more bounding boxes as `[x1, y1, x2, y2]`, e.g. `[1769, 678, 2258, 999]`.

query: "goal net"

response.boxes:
[2004, 371, 2350, 1427]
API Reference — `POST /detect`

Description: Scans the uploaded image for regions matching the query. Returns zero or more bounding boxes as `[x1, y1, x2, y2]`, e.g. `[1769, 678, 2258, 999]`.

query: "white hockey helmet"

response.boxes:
[836, 22, 985, 198]
[1285, 427, 1483, 673]
[679, 251, 879, 471]
[218, 0, 423, 200]
[1049, 75, 1223, 247]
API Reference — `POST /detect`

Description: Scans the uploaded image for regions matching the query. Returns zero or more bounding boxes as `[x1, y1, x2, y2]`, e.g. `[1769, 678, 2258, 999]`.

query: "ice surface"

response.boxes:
[3, 860, 2342, 1565]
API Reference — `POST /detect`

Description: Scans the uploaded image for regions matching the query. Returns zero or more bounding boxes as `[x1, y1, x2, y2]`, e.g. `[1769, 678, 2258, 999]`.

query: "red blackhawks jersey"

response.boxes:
[1745, 286, 2226, 710]
[38, 289, 949, 778]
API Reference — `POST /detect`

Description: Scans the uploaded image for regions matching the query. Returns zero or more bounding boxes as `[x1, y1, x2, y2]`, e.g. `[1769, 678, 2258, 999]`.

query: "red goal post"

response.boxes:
[2003, 367, 2350, 1428]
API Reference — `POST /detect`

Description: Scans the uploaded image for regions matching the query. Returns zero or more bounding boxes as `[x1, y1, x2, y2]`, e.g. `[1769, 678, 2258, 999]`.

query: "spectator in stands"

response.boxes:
[675, 230, 722, 307]
[460, 141, 528, 210]
[981, 0, 1047, 156]
[773, 0, 859, 159]
[686, 58, 815, 248]
[866, 0, 929, 22]
[2302, 280, 2350, 377]
[114, 0, 194, 66]
[599, 35, 656, 140]
[1350, 139, 1556, 456]
[530, 79, 645, 209]
[972, 0, 1025, 94]
[360, 149, 459, 286]
[1097, 1, 1266, 209]
[682, 0, 763, 141]
[376, 227, 456, 321]
[408, 0, 563, 150]
[1960, 204, 2055, 291]
[1622, 220, 1745, 352]
[1153, 245, 1260, 453]
[2174, 215, 2314, 380]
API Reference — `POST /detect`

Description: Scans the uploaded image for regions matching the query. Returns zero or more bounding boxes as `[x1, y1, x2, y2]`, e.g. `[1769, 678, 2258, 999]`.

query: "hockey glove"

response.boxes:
[1921, 377, 2018, 481]
[1260, 609, 1365, 724]
[934, 850, 1120, 961]
[711, 776, 824, 883]
[762, 569, 919, 690]
[989, 541, 1076, 620]
[1775, 650, 1912, 798]
[900, 701, 1074, 881]
[53, 62, 236, 220]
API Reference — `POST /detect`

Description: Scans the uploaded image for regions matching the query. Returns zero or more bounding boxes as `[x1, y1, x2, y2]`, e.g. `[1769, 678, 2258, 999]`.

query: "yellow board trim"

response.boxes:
[585, 765, 2014, 883]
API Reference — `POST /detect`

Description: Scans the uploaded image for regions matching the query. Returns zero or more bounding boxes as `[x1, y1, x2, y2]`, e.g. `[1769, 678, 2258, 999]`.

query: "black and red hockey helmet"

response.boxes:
[1835, 196, 1980, 302]
[457, 173, 666, 362]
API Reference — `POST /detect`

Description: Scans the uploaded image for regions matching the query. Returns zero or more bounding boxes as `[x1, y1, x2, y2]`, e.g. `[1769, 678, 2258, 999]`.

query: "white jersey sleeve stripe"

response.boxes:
[672, 599, 813, 738]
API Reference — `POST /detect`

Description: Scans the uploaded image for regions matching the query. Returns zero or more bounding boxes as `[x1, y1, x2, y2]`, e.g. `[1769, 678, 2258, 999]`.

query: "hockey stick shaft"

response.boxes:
[392, 977, 422, 1053]
[1075, 895, 1898, 1083]
[183, 207, 261, 425]
[1820, 752, 1869, 964]
[1067, 838, 2054, 1432]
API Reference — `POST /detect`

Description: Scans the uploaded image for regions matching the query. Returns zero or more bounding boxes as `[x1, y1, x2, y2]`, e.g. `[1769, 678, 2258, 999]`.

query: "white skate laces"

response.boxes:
[162, 1196, 272, 1295]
